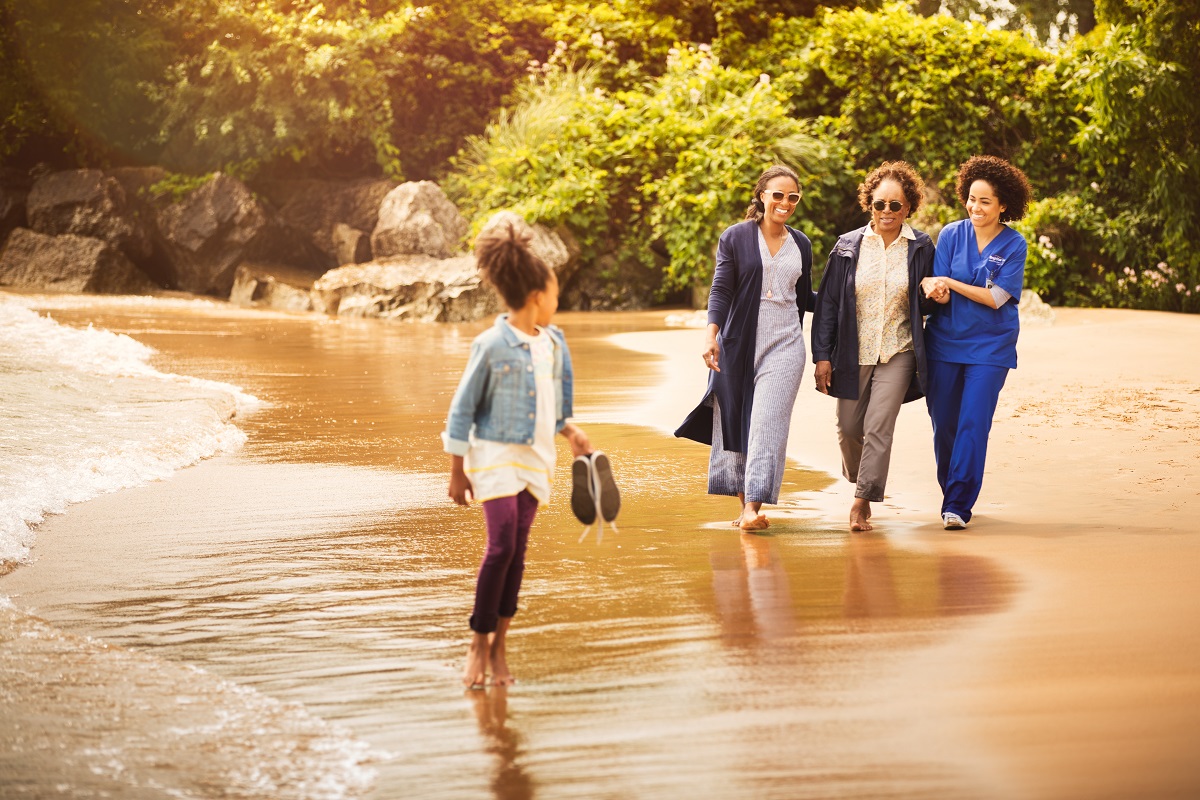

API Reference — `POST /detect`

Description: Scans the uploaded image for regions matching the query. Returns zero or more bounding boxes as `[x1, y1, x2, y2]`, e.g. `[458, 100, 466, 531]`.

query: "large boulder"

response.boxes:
[311, 255, 500, 322]
[0, 183, 26, 249]
[371, 181, 468, 260]
[254, 178, 396, 266]
[0, 228, 156, 294]
[1018, 289, 1055, 325]
[27, 169, 153, 262]
[154, 173, 321, 296]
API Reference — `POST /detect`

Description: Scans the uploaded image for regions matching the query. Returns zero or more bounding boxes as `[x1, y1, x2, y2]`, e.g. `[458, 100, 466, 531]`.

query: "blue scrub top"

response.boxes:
[925, 219, 1027, 369]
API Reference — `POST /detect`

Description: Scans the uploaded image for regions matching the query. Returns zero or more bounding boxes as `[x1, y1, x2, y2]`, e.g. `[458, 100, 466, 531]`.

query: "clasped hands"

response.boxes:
[921, 276, 951, 303]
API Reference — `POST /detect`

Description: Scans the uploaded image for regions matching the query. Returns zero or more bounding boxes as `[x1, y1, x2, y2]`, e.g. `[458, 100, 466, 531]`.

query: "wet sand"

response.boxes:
[3, 301, 1199, 797]
[616, 307, 1200, 798]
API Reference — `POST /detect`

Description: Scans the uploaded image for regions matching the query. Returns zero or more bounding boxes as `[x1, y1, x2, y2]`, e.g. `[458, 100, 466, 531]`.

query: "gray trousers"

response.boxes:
[836, 350, 915, 502]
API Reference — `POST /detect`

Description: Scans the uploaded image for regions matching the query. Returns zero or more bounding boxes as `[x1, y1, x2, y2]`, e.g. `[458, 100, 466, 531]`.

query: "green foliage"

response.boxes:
[772, 3, 1082, 198]
[447, 47, 856, 298]
[1012, 193, 1113, 306]
[1, 0, 174, 166]
[144, 172, 218, 203]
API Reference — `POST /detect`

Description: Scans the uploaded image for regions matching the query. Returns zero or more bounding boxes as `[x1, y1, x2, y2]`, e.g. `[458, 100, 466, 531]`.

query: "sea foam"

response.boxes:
[0, 300, 258, 565]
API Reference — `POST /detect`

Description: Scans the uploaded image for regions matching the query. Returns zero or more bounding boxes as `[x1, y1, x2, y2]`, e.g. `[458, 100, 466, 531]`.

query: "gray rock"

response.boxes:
[154, 173, 322, 296]
[0, 228, 156, 294]
[255, 178, 396, 266]
[0, 184, 26, 248]
[229, 263, 315, 312]
[1018, 289, 1055, 325]
[332, 223, 372, 265]
[312, 255, 500, 322]
[371, 181, 468, 260]
[27, 169, 153, 262]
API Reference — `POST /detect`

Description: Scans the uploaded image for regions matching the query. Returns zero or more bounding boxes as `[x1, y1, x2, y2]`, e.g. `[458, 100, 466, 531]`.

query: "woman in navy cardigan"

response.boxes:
[676, 164, 816, 530]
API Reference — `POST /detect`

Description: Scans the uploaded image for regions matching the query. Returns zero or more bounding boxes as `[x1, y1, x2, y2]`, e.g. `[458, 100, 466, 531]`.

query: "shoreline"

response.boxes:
[611, 306, 1200, 797]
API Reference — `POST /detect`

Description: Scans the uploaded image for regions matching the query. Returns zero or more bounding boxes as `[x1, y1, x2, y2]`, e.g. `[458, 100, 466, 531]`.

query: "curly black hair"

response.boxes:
[955, 155, 1033, 222]
[857, 161, 925, 215]
[744, 164, 801, 222]
[474, 220, 552, 310]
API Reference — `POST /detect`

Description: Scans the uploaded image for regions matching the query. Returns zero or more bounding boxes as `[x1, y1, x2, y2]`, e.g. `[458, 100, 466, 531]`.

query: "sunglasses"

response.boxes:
[765, 190, 802, 204]
[872, 200, 905, 212]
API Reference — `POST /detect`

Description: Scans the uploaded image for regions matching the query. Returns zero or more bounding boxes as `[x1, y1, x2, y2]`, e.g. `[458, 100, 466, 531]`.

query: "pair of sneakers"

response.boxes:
[571, 451, 620, 542]
[942, 512, 967, 530]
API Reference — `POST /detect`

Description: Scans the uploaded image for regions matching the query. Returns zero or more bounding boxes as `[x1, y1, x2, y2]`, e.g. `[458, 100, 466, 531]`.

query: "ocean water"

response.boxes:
[0, 297, 257, 566]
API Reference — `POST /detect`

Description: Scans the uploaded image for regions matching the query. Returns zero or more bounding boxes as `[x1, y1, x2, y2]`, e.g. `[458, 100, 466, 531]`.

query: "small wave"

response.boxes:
[0, 301, 259, 565]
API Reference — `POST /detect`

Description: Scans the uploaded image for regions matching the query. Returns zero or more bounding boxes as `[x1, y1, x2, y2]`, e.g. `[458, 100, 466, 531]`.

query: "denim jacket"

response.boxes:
[441, 314, 574, 456]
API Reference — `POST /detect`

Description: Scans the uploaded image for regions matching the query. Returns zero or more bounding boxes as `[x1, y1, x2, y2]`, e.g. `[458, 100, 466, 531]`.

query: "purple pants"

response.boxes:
[470, 489, 538, 634]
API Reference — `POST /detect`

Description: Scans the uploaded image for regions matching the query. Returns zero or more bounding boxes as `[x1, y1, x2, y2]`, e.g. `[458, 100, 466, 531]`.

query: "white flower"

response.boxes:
[758, 73, 770, 85]
[689, 87, 702, 104]
[590, 32, 605, 48]
[1038, 235, 1052, 246]
[1090, 182, 1100, 191]
[698, 43, 711, 53]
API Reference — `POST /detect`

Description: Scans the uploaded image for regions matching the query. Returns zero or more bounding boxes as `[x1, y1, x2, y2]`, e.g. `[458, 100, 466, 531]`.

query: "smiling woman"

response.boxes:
[675, 164, 817, 532]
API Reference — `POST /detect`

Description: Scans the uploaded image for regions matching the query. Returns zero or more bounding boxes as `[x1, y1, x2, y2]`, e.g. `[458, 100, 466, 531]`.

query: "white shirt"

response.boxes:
[464, 324, 557, 504]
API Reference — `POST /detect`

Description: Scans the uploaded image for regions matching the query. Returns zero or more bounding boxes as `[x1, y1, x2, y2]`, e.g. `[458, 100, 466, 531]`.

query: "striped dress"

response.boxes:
[708, 229, 807, 505]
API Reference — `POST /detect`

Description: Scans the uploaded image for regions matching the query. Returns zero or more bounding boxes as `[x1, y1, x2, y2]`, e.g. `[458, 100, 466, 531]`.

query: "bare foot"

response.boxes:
[732, 494, 746, 526]
[489, 618, 516, 687]
[849, 498, 873, 532]
[462, 633, 489, 690]
[739, 507, 770, 531]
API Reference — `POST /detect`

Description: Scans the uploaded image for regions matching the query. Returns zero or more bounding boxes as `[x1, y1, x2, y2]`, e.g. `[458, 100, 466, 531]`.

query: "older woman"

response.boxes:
[921, 155, 1033, 530]
[676, 164, 816, 531]
[811, 162, 937, 531]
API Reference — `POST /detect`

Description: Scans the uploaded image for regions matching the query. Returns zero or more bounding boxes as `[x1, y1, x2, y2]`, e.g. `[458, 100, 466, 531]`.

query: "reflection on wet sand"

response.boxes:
[468, 687, 533, 800]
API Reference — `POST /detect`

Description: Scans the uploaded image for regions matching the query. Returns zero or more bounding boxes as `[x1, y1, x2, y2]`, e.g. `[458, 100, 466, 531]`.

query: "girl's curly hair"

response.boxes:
[474, 220, 552, 310]
[955, 155, 1033, 222]
[857, 161, 925, 215]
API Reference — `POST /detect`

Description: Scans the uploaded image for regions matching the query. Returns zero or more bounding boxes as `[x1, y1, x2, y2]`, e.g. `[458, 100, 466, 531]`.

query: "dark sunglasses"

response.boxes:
[872, 200, 904, 212]
[766, 190, 802, 204]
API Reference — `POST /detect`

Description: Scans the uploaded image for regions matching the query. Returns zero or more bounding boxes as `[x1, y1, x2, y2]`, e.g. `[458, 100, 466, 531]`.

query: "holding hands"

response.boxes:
[922, 276, 951, 304]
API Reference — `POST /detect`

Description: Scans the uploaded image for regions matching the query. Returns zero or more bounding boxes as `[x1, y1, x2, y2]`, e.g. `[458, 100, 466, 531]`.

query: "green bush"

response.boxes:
[446, 46, 857, 301]
[1013, 193, 1112, 306]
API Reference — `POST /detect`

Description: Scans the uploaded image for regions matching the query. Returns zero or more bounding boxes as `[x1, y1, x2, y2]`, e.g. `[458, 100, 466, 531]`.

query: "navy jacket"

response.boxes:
[810, 225, 936, 403]
[675, 220, 815, 452]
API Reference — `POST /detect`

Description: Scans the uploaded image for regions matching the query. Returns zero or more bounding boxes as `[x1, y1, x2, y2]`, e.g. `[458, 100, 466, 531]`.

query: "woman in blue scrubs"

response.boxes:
[920, 155, 1033, 530]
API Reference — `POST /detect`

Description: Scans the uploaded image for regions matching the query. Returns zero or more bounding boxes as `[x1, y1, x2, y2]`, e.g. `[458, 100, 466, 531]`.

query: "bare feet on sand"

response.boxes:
[463, 632, 490, 689]
[738, 506, 770, 531]
[489, 618, 516, 687]
[850, 498, 873, 532]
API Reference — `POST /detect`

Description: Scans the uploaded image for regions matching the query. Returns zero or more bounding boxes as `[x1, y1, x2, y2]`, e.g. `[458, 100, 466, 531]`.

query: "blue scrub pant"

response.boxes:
[925, 359, 1009, 522]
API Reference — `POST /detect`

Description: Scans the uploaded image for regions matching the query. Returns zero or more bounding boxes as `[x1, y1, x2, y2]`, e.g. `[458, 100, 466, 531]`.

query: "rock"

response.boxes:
[254, 178, 396, 266]
[1018, 289, 1055, 325]
[664, 309, 708, 328]
[312, 255, 500, 322]
[332, 223, 372, 265]
[27, 169, 153, 262]
[229, 263, 315, 312]
[371, 181, 467, 260]
[154, 173, 322, 296]
[0, 184, 26, 249]
[560, 252, 660, 311]
[0, 228, 156, 294]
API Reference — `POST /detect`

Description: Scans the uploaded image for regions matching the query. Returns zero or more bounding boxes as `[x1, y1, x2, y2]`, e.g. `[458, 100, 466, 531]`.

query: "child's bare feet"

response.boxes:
[739, 506, 770, 531]
[463, 632, 489, 689]
[489, 617, 516, 687]
[850, 498, 873, 532]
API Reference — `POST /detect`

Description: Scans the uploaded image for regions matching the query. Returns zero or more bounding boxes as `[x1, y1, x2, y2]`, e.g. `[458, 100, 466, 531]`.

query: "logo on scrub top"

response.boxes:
[987, 255, 1006, 266]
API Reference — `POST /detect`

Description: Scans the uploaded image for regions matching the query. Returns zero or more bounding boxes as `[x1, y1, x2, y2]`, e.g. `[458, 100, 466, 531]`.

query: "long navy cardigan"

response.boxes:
[675, 220, 815, 452]
[810, 225, 937, 403]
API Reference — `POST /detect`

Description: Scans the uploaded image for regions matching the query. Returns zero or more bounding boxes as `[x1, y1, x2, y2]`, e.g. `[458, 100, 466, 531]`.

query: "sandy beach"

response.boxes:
[3, 299, 1199, 798]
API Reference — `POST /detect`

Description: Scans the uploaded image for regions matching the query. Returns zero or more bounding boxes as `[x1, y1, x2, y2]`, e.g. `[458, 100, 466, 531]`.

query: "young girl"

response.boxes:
[443, 221, 590, 689]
